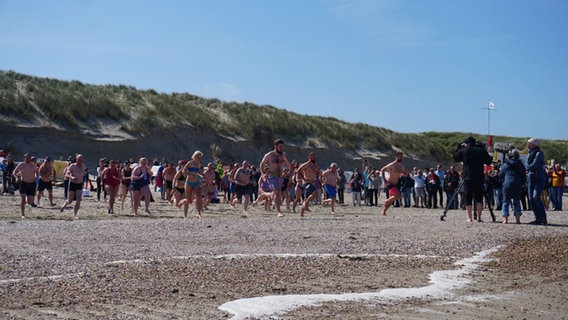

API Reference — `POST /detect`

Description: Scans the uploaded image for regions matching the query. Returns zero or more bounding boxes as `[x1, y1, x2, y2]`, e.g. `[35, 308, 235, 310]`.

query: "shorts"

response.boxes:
[324, 184, 337, 199]
[415, 187, 426, 198]
[303, 183, 317, 198]
[463, 180, 484, 205]
[37, 179, 53, 192]
[386, 184, 400, 197]
[69, 182, 83, 192]
[267, 174, 283, 192]
[165, 180, 173, 190]
[19, 181, 36, 196]
[235, 184, 253, 199]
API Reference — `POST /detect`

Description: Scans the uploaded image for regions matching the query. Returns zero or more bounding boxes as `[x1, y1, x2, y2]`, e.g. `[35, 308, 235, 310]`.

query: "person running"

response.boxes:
[36, 156, 56, 207]
[162, 162, 176, 203]
[202, 162, 216, 210]
[296, 152, 322, 216]
[259, 139, 290, 217]
[131, 157, 153, 216]
[178, 151, 205, 218]
[101, 160, 122, 214]
[120, 161, 132, 211]
[14, 153, 37, 218]
[252, 172, 273, 212]
[292, 165, 304, 213]
[172, 160, 190, 218]
[228, 163, 240, 207]
[59, 154, 86, 219]
[380, 151, 407, 215]
[231, 160, 254, 215]
[321, 162, 340, 214]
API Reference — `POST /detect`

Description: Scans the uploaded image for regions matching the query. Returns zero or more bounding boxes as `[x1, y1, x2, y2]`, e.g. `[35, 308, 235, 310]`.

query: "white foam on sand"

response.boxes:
[0, 273, 84, 285]
[218, 247, 500, 320]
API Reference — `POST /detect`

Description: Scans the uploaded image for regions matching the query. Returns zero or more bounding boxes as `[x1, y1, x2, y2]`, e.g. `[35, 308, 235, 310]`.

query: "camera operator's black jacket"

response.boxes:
[453, 142, 493, 183]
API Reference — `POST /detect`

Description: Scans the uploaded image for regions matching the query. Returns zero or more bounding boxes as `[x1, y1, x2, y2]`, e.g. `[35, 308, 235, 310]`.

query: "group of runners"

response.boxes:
[5, 139, 410, 220]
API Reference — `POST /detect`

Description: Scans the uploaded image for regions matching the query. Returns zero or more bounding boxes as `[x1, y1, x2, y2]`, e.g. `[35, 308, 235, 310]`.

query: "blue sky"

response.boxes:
[1, 0, 567, 140]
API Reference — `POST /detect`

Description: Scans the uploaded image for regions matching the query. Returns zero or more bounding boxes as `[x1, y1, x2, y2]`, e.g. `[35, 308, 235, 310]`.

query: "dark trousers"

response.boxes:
[338, 188, 345, 204]
[368, 189, 378, 206]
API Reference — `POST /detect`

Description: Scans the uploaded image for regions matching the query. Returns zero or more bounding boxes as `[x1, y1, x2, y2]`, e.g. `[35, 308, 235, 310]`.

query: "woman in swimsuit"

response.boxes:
[120, 161, 132, 211]
[172, 160, 190, 217]
[101, 160, 122, 214]
[131, 157, 152, 215]
[178, 151, 204, 217]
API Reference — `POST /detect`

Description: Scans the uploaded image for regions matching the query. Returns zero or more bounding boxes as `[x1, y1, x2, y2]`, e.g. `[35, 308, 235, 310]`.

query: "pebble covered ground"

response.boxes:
[1, 188, 567, 319]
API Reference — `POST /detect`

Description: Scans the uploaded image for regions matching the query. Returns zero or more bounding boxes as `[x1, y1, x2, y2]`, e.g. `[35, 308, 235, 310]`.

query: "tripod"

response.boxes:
[440, 179, 463, 221]
[440, 180, 496, 222]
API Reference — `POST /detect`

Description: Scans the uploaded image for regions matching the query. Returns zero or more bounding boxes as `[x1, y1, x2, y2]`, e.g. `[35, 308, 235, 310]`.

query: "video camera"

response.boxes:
[456, 136, 486, 150]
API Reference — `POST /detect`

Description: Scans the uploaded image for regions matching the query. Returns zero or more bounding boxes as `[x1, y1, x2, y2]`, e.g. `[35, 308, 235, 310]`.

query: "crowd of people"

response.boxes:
[0, 137, 565, 224]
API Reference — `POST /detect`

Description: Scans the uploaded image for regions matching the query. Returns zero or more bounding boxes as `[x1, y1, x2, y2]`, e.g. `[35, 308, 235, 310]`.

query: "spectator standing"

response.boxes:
[443, 166, 460, 210]
[525, 138, 548, 225]
[367, 170, 380, 206]
[337, 168, 346, 204]
[412, 170, 427, 208]
[426, 168, 440, 208]
[349, 171, 363, 206]
[550, 164, 565, 210]
[435, 164, 445, 208]
[499, 149, 526, 224]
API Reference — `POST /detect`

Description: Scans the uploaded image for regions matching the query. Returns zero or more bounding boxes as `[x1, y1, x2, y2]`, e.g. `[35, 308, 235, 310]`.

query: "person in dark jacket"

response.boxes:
[453, 136, 493, 223]
[525, 138, 548, 225]
[499, 149, 526, 224]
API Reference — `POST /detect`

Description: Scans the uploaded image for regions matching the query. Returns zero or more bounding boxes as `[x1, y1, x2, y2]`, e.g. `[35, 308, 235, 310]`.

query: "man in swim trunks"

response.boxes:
[259, 139, 289, 217]
[296, 152, 322, 216]
[36, 156, 56, 207]
[162, 162, 176, 203]
[380, 151, 407, 216]
[14, 153, 37, 218]
[59, 154, 86, 219]
[321, 162, 339, 214]
[231, 160, 254, 215]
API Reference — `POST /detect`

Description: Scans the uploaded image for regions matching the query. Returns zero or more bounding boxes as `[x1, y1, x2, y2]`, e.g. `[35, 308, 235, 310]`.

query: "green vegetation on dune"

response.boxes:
[1, 70, 567, 165]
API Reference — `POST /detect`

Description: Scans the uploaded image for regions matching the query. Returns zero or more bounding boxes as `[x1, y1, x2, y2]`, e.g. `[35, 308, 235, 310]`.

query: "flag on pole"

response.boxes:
[488, 100, 495, 109]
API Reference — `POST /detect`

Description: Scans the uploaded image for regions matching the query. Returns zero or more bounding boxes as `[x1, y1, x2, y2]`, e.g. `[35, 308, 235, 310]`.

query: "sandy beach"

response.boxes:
[1, 187, 567, 319]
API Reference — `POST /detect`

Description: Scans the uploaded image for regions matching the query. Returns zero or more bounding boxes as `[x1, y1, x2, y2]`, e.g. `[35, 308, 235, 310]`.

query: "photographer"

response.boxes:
[453, 136, 493, 223]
